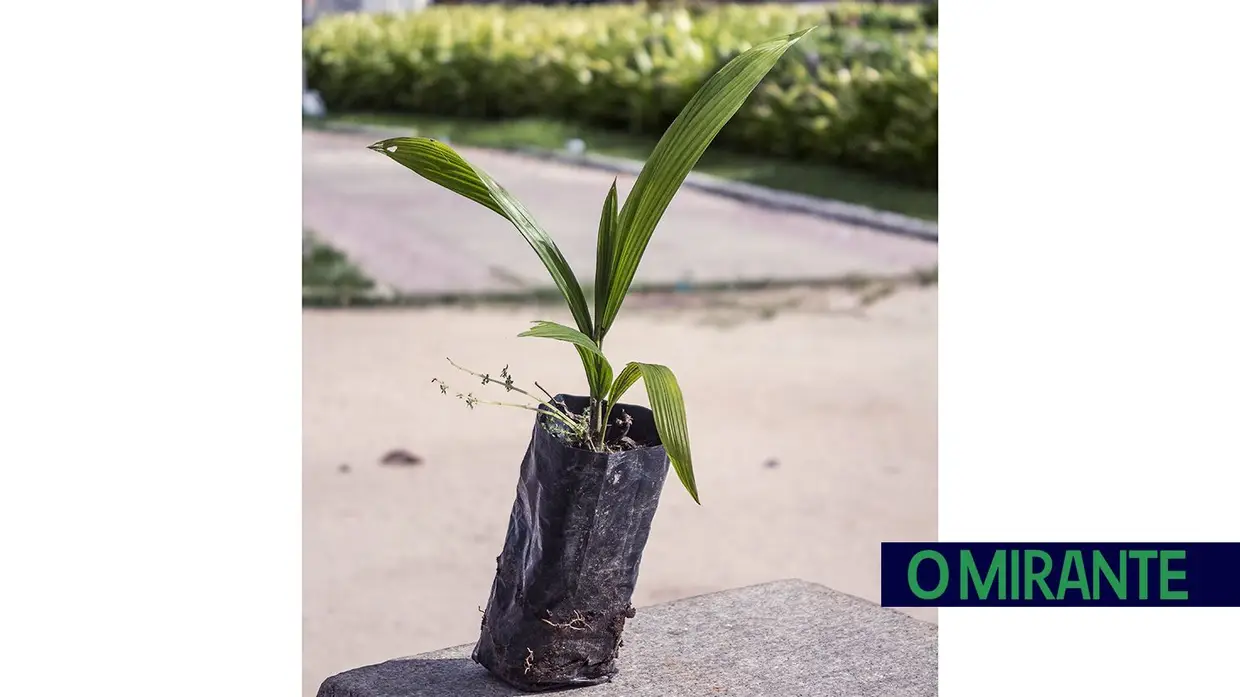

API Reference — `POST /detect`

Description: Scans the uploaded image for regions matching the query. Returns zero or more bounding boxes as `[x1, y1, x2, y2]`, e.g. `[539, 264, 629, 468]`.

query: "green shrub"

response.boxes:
[304, 3, 937, 187]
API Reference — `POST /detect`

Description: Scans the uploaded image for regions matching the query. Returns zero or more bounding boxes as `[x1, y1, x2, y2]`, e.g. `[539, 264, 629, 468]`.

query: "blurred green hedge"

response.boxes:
[304, 3, 937, 188]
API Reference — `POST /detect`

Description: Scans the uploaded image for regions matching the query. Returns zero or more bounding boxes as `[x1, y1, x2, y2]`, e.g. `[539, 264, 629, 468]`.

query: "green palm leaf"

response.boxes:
[593, 180, 620, 340]
[518, 321, 607, 361]
[517, 321, 613, 398]
[607, 363, 643, 407]
[369, 137, 594, 337]
[584, 182, 622, 400]
[597, 27, 816, 339]
[608, 361, 698, 504]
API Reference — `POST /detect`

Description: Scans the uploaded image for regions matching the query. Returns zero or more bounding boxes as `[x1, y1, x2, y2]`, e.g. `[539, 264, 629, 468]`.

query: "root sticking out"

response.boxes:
[541, 609, 591, 631]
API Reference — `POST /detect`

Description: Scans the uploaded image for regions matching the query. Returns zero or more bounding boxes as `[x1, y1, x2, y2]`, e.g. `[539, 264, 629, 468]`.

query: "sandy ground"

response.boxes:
[303, 285, 937, 695]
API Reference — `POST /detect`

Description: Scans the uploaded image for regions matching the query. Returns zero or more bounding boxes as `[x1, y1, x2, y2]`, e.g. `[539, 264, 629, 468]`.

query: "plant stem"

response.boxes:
[592, 338, 609, 449]
[446, 357, 543, 403]
[473, 398, 585, 435]
[592, 398, 608, 448]
[444, 357, 584, 435]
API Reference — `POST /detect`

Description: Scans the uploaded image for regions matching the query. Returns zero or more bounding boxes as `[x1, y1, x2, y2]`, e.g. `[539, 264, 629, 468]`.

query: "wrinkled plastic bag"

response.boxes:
[473, 395, 670, 691]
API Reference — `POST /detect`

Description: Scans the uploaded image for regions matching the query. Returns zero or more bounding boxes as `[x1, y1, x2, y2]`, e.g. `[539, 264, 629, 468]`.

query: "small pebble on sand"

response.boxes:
[380, 449, 423, 466]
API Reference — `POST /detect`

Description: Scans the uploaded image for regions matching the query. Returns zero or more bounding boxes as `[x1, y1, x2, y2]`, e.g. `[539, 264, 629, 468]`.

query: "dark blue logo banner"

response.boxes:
[881, 543, 1240, 607]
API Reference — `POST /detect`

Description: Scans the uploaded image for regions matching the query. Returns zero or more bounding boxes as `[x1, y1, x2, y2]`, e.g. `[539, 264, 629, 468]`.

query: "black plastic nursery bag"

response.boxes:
[473, 394, 670, 691]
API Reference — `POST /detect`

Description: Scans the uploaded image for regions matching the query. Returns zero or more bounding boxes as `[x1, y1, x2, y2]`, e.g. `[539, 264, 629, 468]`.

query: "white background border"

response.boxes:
[2, 0, 1239, 694]
[2, 1, 301, 694]
[940, 0, 1240, 693]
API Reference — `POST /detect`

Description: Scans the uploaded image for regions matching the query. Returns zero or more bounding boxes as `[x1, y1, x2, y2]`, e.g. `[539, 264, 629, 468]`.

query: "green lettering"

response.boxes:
[1159, 550, 1188, 600]
[1011, 547, 1020, 595]
[1129, 550, 1157, 599]
[1056, 550, 1091, 600]
[1023, 550, 1055, 600]
[962, 550, 1006, 600]
[1092, 550, 1127, 599]
[908, 550, 949, 600]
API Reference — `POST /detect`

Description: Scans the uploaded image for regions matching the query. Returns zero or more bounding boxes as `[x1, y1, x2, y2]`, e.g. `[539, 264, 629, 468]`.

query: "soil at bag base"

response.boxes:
[482, 603, 639, 690]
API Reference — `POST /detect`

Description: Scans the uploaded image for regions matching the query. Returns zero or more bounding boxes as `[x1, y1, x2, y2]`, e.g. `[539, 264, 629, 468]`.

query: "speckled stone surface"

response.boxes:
[316, 579, 937, 697]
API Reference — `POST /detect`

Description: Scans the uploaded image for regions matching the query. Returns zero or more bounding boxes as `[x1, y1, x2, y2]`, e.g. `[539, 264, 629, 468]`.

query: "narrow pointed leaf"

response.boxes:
[607, 363, 643, 408]
[577, 347, 613, 402]
[589, 352, 613, 401]
[518, 321, 613, 398]
[518, 321, 607, 362]
[370, 137, 593, 336]
[593, 180, 620, 340]
[609, 361, 699, 504]
[598, 28, 816, 338]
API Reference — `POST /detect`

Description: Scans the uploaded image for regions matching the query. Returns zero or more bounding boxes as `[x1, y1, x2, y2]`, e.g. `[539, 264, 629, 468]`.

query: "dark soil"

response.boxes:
[543, 399, 655, 453]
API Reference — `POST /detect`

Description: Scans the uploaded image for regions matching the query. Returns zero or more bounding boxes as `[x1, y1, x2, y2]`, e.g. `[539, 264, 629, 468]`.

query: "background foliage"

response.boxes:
[304, 2, 937, 187]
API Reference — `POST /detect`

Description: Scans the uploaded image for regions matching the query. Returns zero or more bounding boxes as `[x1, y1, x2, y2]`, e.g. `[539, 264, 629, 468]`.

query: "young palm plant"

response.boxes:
[368, 26, 815, 690]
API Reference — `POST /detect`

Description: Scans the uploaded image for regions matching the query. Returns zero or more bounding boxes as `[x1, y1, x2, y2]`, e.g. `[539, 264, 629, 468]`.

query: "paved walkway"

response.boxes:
[303, 286, 937, 696]
[302, 129, 937, 295]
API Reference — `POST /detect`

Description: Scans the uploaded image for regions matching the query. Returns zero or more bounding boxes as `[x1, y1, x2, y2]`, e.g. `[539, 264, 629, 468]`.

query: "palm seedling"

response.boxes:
[368, 27, 816, 506]
[367, 26, 818, 690]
